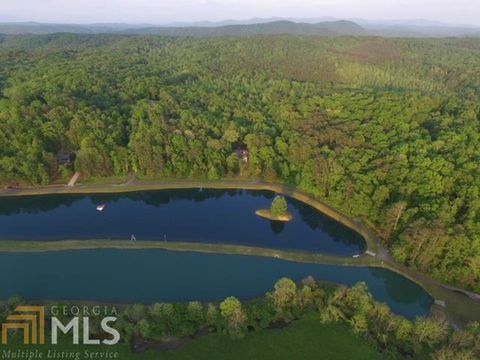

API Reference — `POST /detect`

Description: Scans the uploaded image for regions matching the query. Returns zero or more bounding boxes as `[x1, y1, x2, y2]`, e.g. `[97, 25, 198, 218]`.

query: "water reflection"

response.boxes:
[270, 220, 286, 234]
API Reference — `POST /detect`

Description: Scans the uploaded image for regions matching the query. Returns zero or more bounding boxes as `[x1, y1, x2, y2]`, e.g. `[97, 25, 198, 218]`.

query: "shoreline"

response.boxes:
[1, 178, 479, 326]
[255, 209, 293, 222]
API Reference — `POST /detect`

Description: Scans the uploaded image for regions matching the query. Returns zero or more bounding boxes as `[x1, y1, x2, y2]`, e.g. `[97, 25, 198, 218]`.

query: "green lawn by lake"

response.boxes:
[159, 319, 383, 360]
[6, 317, 383, 360]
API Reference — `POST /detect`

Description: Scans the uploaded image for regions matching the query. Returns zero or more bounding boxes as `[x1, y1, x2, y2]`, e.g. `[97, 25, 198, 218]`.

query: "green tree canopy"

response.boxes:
[271, 196, 288, 216]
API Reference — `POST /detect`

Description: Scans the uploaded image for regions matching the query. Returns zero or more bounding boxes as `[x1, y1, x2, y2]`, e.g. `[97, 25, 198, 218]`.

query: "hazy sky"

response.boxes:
[0, 0, 478, 26]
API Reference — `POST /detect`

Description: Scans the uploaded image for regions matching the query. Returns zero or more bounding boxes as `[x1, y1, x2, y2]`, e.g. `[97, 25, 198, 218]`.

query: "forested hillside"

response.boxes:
[0, 34, 479, 292]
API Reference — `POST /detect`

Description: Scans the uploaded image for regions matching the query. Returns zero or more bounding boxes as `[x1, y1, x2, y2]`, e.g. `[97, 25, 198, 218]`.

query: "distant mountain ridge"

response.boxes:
[0, 20, 365, 37]
[123, 20, 366, 37]
[0, 18, 479, 38]
[0, 22, 129, 35]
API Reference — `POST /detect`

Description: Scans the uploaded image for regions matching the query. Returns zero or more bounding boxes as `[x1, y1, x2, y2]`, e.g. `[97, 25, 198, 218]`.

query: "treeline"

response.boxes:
[2, 279, 480, 359]
[0, 34, 479, 292]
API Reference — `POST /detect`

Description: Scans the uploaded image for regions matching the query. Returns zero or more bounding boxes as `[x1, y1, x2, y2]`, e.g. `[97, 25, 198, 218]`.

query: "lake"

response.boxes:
[0, 189, 365, 255]
[0, 249, 432, 319]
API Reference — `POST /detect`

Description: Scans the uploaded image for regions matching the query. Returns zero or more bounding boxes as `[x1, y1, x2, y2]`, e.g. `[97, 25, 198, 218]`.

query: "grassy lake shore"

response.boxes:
[0, 178, 479, 326]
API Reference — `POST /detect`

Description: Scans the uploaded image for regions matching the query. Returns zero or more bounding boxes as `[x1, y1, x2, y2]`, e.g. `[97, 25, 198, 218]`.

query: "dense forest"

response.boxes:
[0, 34, 479, 292]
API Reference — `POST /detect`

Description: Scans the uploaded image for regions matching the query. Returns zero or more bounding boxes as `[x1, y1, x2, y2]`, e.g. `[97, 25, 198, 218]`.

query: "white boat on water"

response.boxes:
[96, 204, 106, 212]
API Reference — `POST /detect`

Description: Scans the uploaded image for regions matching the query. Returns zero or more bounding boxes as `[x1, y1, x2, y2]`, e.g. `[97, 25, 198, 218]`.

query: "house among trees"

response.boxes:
[56, 150, 75, 166]
[234, 147, 249, 163]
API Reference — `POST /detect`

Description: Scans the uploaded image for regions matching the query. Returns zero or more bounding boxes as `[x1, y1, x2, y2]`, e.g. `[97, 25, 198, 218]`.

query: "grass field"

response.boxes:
[159, 319, 383, 360]
[5, 317, 383, 360]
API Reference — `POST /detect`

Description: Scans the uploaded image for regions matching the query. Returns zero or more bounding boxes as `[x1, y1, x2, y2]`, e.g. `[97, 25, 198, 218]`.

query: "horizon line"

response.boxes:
[0, 17, 479, 29]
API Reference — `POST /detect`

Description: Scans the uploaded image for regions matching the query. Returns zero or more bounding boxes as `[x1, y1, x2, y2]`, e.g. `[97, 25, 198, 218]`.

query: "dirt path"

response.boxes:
[67, 172, 81, 187]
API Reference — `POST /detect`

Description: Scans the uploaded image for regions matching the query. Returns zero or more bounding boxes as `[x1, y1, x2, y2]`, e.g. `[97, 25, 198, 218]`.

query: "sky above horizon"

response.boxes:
[0, 0, 478, 26]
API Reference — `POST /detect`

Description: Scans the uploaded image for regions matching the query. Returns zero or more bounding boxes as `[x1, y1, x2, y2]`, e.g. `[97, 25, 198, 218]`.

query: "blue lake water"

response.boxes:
[0, 189, 366, 255]
[0, 249, 432, 320]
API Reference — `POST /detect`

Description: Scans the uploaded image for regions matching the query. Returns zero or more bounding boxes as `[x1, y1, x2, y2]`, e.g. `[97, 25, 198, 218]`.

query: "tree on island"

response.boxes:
[271, 196, 288, 216]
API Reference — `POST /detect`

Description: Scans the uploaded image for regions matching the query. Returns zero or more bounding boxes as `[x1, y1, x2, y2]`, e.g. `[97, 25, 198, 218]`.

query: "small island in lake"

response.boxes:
[256, 196, 293, 222]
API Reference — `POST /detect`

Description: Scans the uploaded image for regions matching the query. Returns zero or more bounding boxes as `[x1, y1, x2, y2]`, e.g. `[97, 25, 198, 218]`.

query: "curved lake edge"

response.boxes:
[0, 179, 479, 327]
